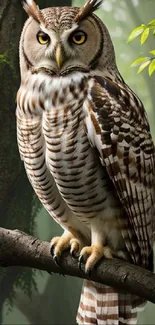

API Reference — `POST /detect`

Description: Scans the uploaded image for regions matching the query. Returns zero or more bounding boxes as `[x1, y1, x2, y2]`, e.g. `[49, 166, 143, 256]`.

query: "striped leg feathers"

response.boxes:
[76, 280, 146, 325]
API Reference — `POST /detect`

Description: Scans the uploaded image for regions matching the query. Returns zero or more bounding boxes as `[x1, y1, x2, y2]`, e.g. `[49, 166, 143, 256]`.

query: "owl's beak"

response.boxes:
[55, 44, 64, 70]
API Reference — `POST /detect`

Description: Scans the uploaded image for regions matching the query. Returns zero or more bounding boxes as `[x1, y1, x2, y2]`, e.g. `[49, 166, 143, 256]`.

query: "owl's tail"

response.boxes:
[76, 280, 146, 325]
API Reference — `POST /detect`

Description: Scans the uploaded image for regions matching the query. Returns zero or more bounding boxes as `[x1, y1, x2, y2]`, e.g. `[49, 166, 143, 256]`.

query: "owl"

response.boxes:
[16, 0, 155, 324]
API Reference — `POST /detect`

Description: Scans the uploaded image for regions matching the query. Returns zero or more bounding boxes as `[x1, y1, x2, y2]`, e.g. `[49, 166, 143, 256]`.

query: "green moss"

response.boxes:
[0, 53, 11, 67]
[0, 49, 16, 74]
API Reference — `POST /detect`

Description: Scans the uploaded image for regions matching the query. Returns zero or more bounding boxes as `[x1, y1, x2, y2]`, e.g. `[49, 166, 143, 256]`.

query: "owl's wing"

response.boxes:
[84, 75, 155, 267]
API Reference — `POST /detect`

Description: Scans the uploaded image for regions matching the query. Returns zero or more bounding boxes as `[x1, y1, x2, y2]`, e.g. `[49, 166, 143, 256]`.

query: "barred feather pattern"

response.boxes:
[84, 76, 155, 268]
[16, 72, 124, 235]
[77, 280, 145, 325]
[76, 75, 154, 325]
[16, 71, 154, 325]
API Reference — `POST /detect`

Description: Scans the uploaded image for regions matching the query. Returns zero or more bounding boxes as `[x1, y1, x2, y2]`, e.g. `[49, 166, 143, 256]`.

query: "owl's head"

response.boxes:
[20, 0, 117, 79]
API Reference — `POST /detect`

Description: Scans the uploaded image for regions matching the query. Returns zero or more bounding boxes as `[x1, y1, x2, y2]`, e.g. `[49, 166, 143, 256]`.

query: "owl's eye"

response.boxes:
[37, 31, 50, 45]
[71, 31, 87, 45]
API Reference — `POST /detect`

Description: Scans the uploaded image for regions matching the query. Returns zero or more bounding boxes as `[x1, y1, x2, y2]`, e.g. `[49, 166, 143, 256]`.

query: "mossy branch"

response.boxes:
[0, 227, 155, 303]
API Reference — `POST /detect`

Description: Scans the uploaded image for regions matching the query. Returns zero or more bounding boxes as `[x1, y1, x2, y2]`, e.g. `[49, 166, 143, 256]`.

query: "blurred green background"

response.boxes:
[0, 0, 155, 324]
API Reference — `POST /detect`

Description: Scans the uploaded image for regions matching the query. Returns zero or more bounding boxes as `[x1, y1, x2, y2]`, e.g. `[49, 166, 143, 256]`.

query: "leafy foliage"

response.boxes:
[127, 20, 155, 76]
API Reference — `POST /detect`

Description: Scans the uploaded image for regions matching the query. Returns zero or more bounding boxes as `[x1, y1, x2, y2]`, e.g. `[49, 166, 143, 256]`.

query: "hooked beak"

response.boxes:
[55, 44, 64, 70]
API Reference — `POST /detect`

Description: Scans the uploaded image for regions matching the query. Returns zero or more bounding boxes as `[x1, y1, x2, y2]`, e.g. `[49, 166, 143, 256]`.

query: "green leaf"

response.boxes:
[149, 59, 155, 76]
[140, 28, 150, 45]
[127, 26, 145, 43]
[148, 19, 155, 26]
[150, 50, 155, 55]
[131, 57, 148, 67]
[137, 60, 150, 74]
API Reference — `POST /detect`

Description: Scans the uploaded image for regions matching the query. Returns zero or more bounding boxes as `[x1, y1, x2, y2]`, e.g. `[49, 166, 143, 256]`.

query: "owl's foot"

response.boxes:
[50, 231, 81, 265]
[79, 245, 113, 274]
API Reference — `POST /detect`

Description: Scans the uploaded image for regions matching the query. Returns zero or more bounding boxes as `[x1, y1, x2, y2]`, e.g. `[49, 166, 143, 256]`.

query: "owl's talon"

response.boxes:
[79, 245, 113, 273]
[71, 249, 78, 259]
[50, 233, 72, 259]
[78, 254, 85, 272]
[50, 232, 83, 263]
[70, 238, 81, 258]
[53, 254, 60, 267]
[50, 244, 55, 257]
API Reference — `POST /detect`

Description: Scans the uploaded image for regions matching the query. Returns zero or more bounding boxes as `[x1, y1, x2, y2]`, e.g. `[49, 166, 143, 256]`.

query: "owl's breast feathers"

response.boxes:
[16, 72, 155, 267]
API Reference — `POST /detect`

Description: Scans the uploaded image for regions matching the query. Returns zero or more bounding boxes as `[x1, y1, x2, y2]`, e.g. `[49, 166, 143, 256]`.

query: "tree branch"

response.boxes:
[0, 227, 155, 303]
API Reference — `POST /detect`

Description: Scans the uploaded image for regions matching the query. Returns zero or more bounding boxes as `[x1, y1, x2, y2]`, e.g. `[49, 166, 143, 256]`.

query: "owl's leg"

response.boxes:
[79, 220, 113, 274]
[50, 229, 84, 264]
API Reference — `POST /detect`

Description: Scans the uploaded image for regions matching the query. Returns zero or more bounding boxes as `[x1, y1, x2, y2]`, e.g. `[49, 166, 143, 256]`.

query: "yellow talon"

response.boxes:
[50, 231, 83, 261]
[79, 245, 113, 273]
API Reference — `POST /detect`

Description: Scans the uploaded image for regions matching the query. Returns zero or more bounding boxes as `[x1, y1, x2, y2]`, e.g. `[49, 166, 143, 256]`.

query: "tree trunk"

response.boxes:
[0, 0, 38, 322]
[0, 0, 72, 322]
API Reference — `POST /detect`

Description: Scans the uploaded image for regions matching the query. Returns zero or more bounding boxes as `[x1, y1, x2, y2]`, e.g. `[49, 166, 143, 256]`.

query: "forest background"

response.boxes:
[0, 0, 155, 324]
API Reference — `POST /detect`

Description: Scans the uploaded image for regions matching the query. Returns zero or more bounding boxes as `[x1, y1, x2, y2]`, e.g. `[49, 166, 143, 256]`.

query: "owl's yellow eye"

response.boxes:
[37, 31, 50, 45]
[71, 31, 87, 45]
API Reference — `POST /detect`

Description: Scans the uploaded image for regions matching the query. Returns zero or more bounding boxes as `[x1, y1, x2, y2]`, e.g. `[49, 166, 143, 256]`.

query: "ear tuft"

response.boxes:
[22, 0, 44, 23]
[74, 0, 103, 23]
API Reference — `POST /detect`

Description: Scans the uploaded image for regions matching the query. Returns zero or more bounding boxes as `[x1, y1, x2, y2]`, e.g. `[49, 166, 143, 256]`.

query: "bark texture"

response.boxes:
[0, 227, 155, 304]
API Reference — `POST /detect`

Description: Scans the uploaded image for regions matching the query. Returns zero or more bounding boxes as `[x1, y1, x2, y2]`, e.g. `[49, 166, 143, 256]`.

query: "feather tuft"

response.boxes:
[74, 0, 103, 23]
[22, 0, 44, 23]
